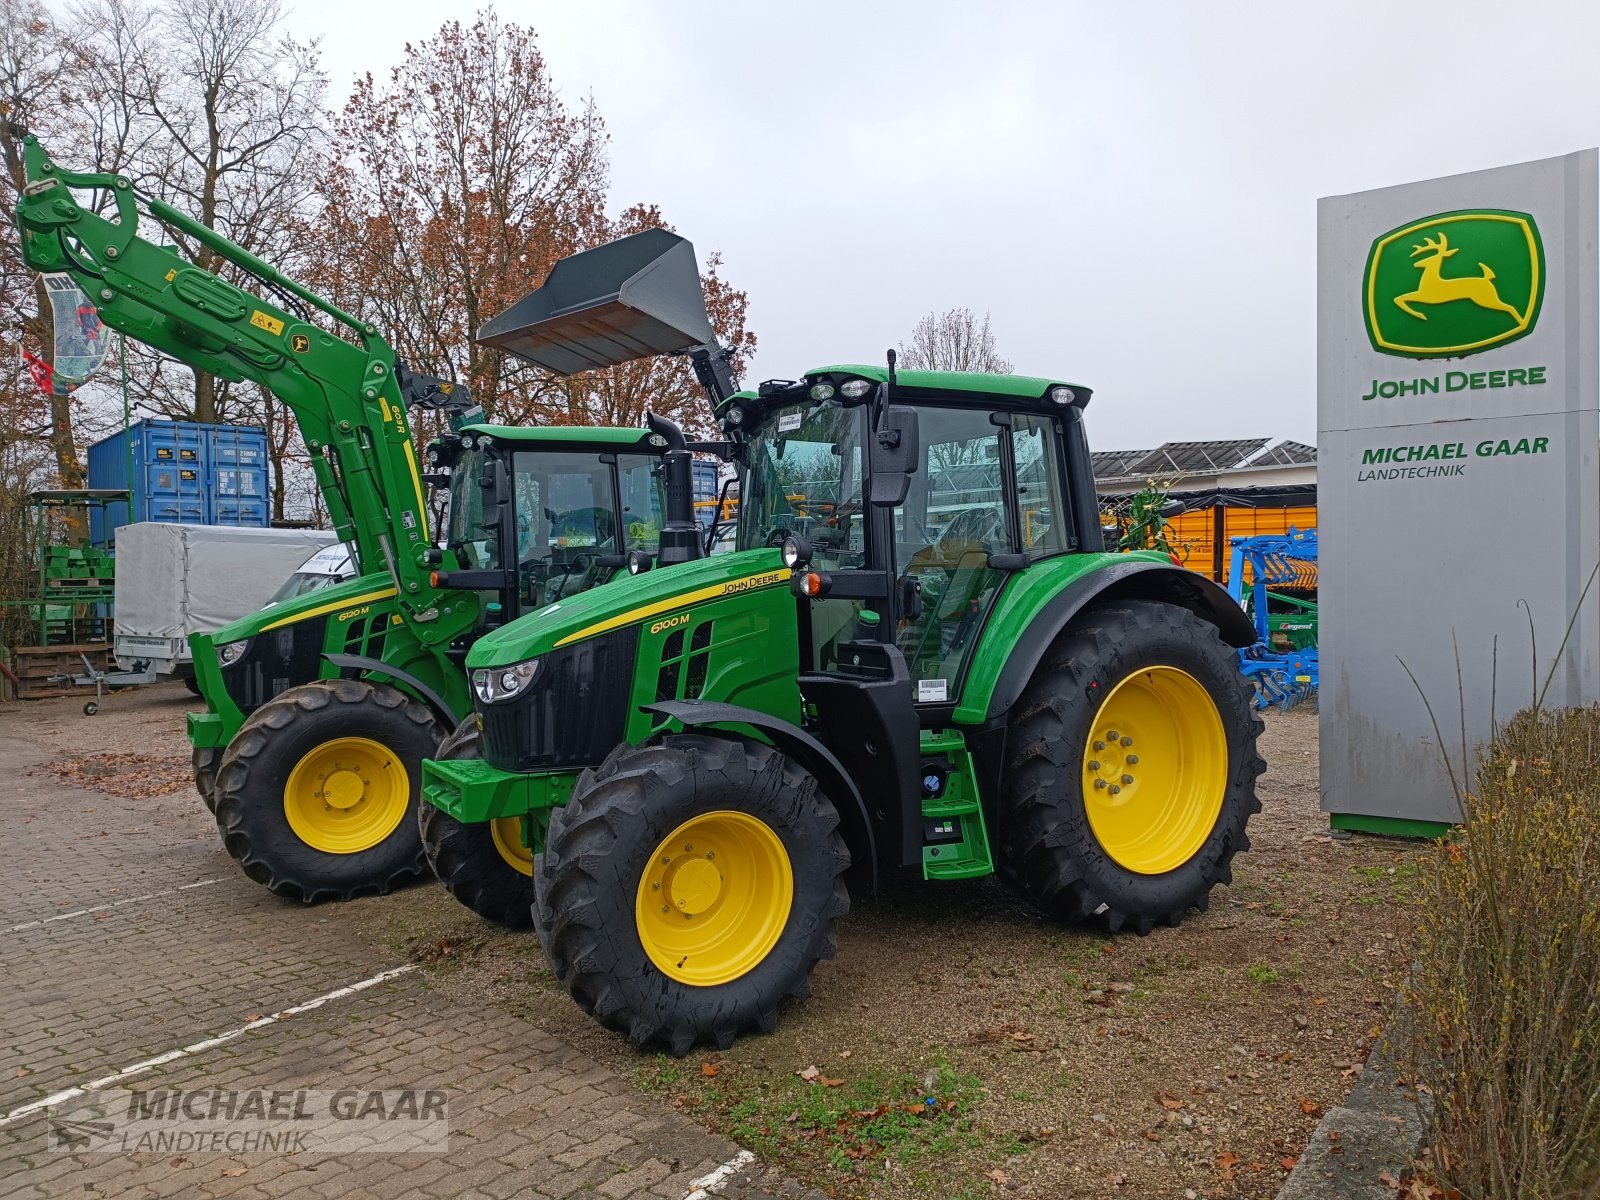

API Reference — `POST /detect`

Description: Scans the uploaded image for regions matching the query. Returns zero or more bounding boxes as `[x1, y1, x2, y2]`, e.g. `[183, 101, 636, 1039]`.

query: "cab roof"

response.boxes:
[456, 423, 662, 451]
[803, 364, 1088, 401]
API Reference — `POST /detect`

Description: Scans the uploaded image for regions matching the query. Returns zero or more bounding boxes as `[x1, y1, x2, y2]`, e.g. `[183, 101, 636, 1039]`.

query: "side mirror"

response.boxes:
[868, 404, 919, 507]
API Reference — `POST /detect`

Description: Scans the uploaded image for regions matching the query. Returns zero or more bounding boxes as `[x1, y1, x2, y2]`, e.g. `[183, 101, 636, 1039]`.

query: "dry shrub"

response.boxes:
[1410, 704, 1600, 1199]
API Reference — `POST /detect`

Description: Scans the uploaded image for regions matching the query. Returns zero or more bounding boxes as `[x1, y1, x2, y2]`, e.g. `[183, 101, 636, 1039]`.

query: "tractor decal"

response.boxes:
[1363, 209, 1544, 358]
[260, 588, 398, 632]
[554, 570, 790, 648]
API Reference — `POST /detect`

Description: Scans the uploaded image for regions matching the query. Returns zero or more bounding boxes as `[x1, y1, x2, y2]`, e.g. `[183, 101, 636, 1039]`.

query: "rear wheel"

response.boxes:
[418, 718, 537, 929]
[534, 734, 849, 1055]
[193, 746, 223, 813]
[214, 679, 441, 902]
[998, 601, 1263, 934]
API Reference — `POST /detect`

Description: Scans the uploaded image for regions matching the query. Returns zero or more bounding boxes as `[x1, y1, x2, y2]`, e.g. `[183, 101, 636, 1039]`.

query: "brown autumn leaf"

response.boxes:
[1281, 1156, 1299, 1171]
[1158, 1094, 1185, 1111]
[818, 1075, 845, 1088]
[1216, 1151, 1240, 1170]
[984, 1168, 1010, 1187]
[1313, 996, 1330, 1006]
[1140, 1128, 1162, 1142]
[169, 1157, 188, 1168]
[1379, 1169, 1404, 1190]
[13, 1067, 29, 1078]
[1009, 1030, 1034, 1043]
[700, 1062, 720, 1078]
[221, 1169, 247, 1178]
[796, 1065, 821, 1082]
[1299, 1097, 1323, 1116]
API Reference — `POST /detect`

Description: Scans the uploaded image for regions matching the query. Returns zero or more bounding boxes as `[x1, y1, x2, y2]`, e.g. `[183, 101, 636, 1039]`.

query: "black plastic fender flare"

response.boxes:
[642, 698, 878, 895]
[986, 560, 1256, 722]
[323, 653, 462, 730]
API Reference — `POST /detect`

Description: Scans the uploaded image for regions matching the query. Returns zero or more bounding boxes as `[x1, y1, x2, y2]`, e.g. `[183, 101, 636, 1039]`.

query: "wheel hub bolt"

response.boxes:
[1109, 784, 1121, 795]
[705, 852, 714, 860]
[1093, 740, 1106, 751]
[1106, 731, 1119, 741]
[1127, 755, 1139, 765]
[1121, 737, 1133, 747]
[652, 882, 661, 890]
[1094, 779, 1107, 790]
[661, 904, 669, 913]
[1122, 774, 1134, 785]
[1088, 760, 1101, 771]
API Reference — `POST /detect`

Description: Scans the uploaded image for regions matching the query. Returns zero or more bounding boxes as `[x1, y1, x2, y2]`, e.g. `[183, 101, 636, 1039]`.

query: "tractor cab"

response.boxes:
[726, 366, 1102, 706]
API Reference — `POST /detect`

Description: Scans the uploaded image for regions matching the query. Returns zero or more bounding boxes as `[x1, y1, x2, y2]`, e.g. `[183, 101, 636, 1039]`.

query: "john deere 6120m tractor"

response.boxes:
[421, 237, 1265, 1054]
[12, 136, 723, 904]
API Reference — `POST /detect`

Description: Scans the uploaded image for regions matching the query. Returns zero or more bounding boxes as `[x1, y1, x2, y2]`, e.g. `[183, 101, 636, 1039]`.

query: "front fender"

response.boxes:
[643, 699, 878, 895]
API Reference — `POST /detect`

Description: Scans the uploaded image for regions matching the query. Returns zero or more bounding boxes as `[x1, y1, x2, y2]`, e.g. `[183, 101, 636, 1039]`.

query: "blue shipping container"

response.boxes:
[692, 458, 721, 529]
[87, 419, 271, 546]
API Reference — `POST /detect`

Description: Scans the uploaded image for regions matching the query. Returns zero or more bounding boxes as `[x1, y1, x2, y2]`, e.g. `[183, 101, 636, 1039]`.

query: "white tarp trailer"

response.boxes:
[112, 523, 340, 682]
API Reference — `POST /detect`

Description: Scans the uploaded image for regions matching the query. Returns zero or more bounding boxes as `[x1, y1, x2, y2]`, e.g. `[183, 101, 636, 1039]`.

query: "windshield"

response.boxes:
[447, 446, 498, 570]
[737, 401, 868, 570]
[265, 546, 353, 605]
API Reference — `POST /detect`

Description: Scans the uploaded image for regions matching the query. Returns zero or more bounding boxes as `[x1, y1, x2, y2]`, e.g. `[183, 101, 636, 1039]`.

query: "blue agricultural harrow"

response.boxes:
[1228, 528, 1319, 710]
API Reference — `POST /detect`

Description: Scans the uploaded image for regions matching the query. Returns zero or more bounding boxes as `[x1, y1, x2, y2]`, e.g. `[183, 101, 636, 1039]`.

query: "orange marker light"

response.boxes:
[800, 571, 826, 597]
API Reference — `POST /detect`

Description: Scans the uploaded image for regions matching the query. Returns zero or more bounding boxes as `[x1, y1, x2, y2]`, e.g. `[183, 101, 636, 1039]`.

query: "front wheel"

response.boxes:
[998, 601, 1264, 934]
[193, 746, 223, 813]
[534, 734, 850, 1055]
[418, 718, 537, 929]
[214, 679, 441, 902]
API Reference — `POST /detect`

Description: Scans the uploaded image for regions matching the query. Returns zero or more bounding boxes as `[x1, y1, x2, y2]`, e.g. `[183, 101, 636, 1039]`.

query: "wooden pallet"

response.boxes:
[43, 577, 114, 588]
[9, 643, 111, 700]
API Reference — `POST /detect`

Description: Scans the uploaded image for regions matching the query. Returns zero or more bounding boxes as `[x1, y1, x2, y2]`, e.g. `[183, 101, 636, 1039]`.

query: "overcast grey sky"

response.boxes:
[302, 0, 1600, 450]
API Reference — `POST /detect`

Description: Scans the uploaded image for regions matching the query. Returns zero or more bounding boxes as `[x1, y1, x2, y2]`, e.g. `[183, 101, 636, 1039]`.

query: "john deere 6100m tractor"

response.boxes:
[12, 136, 724, 905]
[421, 237, 1265, 1054]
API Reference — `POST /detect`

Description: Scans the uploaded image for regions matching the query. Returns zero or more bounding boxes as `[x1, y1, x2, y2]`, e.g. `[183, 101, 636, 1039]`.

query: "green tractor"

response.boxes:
[12, 135, 726, 904]
[422, 239, 1266, 1053]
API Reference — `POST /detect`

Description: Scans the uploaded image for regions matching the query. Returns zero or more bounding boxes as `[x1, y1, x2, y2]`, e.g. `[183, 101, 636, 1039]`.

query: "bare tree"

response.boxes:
[80, 0, 328, 424]
[898, 307, 1013, 374]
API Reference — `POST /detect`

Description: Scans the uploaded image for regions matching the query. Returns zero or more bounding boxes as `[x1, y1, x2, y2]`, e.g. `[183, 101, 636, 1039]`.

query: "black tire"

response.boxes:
[534, 733, 850, 1056]
[213, 679, 442, 902]
[193, 745, 223, 813]
[998, 600, 1264, 935]
[182, 674, 203, 697]
[418, 718, 537, 930]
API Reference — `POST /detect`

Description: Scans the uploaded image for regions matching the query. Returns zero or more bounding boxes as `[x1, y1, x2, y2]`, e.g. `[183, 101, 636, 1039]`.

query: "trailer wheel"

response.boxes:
[214, 679, 440, 902]
[534, 734, 849, 1055]
[193, 746, 223, 813]
[998, 601, 1264, 935]
[83, 701, 98, 716]
[418, 718, 536, 929]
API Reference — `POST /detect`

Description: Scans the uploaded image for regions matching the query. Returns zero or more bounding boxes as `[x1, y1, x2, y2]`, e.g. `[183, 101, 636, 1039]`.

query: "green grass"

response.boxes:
[711, 1056, 986, 1184]
[1247, 963, 1281, 984]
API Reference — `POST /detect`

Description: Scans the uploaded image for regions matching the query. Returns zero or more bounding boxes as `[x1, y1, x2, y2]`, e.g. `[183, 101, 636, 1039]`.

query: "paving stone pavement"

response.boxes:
[0, 730, 820, 1200]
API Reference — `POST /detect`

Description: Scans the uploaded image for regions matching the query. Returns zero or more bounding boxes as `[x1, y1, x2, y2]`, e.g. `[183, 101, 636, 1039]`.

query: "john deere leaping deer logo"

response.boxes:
[1364, 209, 1544, 358]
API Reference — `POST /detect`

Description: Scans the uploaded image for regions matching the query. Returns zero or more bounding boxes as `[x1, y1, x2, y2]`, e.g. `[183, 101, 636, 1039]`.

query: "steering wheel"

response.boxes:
[932, 506, 1004, 560]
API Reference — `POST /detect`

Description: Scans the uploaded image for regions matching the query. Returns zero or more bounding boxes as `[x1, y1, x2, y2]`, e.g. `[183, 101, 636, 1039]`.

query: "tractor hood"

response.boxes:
[468, 548, 789, 668]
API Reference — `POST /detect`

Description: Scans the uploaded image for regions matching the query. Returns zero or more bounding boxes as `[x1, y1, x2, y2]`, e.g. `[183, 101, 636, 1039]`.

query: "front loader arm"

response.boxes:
[13, 135, 472, 647]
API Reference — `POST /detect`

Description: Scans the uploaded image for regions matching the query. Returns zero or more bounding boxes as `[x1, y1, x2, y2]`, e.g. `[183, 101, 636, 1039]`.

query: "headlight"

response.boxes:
[808, 382, 835, 401]
[722, 403, 745, 427]
[472, 657, 540, 704]
[1049, 386, 1076, 406]
[781, 535, 812, 570]
[217, 639, 251, 667]
[840, 379, 873, 399]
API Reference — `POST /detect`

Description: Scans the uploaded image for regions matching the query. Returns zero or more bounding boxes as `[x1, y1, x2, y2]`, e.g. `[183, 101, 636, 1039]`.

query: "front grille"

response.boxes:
[479, 628, 639, 772]
[220, 615, 330, 714]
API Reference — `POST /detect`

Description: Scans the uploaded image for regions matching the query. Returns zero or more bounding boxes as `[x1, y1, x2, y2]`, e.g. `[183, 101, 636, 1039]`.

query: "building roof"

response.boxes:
[1093, 438, 1317, 481]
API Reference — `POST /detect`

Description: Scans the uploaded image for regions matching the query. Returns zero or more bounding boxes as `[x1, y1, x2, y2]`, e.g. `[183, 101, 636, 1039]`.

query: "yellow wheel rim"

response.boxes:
[635, 810, 793, 987]
[1083, 667, 1228, 875]
[490, 816, 534, 877]
[283, 737, 410, 855]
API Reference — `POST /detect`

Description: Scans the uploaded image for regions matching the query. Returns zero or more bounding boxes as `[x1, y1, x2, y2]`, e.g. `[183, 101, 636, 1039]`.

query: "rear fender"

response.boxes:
[642, 699, 877, 895]
[985, 561, 1254, 721]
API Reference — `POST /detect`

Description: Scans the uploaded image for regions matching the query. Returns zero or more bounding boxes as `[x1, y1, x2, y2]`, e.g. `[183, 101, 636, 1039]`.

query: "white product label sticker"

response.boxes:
[777, 412, 803, 433]
[917, 678, 948, 703]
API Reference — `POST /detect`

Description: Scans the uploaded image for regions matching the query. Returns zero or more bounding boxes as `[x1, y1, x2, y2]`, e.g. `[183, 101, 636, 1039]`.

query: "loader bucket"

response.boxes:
[477, 229, 715, 375]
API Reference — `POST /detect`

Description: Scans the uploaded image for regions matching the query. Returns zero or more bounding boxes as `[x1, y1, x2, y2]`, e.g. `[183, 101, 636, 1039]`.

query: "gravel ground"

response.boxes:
[3, 686, 1427, 1199]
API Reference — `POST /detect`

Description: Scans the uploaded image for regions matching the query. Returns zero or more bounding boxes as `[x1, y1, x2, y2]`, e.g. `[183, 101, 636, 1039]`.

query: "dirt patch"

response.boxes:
[37, 750, 191, 798]
[1, 679, 199, 760]
[350, 708, 1425, 1200]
